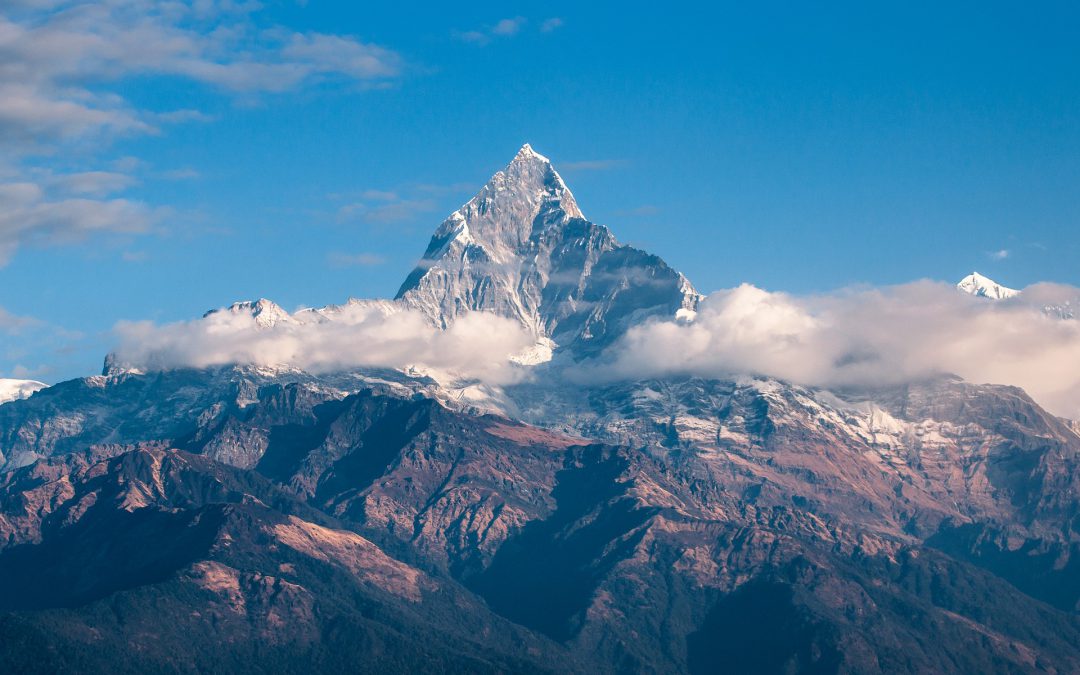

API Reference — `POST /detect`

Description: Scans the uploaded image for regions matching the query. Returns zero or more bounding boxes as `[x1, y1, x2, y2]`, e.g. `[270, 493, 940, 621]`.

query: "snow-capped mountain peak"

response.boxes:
[205, 299, 296, 328]
[395, 144, 700, 351]
[513, 142, 547, 162]
[957, 272, 1020, 300]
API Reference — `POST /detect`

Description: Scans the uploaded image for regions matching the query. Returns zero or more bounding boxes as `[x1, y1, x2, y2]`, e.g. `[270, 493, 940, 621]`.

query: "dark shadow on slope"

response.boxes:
[314, 399, 434, 504]
[686, 580, 841, 675]
[0, 503, 226, 610]
[928, 522, 1080, 613]
[256, 398, 350, 482]
[467, 445, 655, 642]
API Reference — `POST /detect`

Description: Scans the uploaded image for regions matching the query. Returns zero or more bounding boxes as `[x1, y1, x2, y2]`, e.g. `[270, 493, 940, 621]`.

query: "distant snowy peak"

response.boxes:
[294, 297, 399, 323]
[0, 378, 46, 405]
[204, 297, 400, 328]
[205, 299, 297, 328]
[957, 272, 1020, 300]
[954, 272, 1077, 319]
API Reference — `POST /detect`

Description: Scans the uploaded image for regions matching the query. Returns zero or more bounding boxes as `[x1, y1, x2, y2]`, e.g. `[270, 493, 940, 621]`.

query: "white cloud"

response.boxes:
[491, 17, 526, 36]
[0, 305, 41, 335]
[585, 281, 1080, 419]
[111, 303, 534, 385]
[0, 4, 403, 119]
[0, 1, 404, 263]
[48, 171, 137, 196]
[0, 179, 159, 264]
[453, 30, 490, 46]
[454, 16, 528, 45]
[989, 249, 1010, 260]
[540, 18, 564, 33]
[0, 82, 151, 146]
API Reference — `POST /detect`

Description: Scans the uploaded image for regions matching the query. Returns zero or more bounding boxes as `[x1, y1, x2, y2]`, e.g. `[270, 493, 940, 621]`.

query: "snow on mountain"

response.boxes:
[0, 378, 46, 404]
[293, 297, 399, 323]
[396, 143, 701, 355]
[955, 272, 1079, 319]
[204, 299, 298, 328]
[957, 272, 1020, 299]
[1044, 301, 1076, 320]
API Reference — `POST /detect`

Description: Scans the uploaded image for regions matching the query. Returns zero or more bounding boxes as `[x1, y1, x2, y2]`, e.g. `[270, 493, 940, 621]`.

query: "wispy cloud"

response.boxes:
[0, 305, 41, 336]
[540, 18, 565, 33]
[0, 1, 404, 264]
[0, 303, 83, 381]
[455, 16, 561, 45]
[327, 252, 385, 267]
[0, 179, 161, 265]
[492, 17, 527, 36]
[988, 249, 1010, 260]
[337, 197, 437, 225]
[333, 182, 447, 227]
[158, 168, 201, 181]
[47, 171, 137, 197]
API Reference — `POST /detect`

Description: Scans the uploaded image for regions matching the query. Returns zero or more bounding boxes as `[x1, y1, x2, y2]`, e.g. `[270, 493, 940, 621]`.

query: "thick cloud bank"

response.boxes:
[591, 281, 1080, 419]
[110, 281, 1080, 419]
[112, 303, 534, 385]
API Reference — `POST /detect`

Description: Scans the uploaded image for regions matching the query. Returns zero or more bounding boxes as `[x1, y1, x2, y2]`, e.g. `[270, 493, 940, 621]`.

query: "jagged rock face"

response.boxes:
[0, 366, 462, 472]
[507, 375, 1080, 538]
[396, 144, 699, 354]
[0, 445, 575, 674]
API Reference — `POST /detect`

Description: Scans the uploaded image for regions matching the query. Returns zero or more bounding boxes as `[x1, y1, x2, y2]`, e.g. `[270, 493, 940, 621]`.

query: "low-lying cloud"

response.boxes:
[107, 279, 1080, 419]
[587, 281, 1080, 419]
[111, 303, 535, 385]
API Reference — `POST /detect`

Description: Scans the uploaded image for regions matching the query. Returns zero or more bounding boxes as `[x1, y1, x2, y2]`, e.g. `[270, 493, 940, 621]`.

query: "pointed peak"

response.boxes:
[512, 142, 550, 164]
[957, 271, 1020, 300]
[205, 298, 296, 327]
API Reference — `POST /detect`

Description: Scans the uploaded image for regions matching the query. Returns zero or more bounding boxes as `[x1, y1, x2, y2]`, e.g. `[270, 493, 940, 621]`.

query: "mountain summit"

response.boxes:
[957, 271, 1020, 299]
[396, 144, 700, 356]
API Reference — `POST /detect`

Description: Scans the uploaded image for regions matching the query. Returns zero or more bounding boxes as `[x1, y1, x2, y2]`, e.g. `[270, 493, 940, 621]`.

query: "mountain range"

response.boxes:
[1, 147, 1079, 674]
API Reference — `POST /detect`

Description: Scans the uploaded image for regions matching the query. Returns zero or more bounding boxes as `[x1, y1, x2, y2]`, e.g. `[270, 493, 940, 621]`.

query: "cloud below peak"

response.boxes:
[583, 280, 1080, 419]
[110, 302, 535, 385]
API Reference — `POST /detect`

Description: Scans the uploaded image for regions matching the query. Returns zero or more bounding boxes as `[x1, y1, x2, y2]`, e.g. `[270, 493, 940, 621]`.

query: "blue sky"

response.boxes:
[2, 1, 1079, 382]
